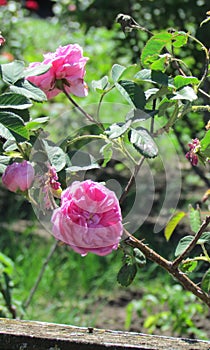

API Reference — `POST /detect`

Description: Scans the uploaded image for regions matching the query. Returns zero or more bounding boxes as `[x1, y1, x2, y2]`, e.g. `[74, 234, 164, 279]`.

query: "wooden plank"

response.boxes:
[0, 318, 209, 350]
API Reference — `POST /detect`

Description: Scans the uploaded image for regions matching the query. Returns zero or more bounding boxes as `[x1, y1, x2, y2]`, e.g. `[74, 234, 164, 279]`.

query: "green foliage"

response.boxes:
[125, 284, 207, 339]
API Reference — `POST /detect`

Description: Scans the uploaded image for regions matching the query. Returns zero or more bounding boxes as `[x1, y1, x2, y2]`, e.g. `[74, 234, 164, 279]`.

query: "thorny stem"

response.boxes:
[124, 227, 210, 308]
[23, 241, 58, 312]
[172, 216, 210, 268]
[61, 84, 104, 131]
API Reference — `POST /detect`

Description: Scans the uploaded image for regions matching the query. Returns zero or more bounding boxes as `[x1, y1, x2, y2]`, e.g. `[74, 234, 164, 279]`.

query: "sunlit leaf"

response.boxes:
[164, 211, 186, 241]
[189, 205, 201, 233]
[42, 140, 66, 172]
[26, 117, 49, 130]
[175, 236, 194, 257]
[172, 86, 197, 102]
[111, 64, 126, 82]
[0, 60, 25, 84]
[92, 76, 109, 92]
[10, 80, 47, 102]
[116, 80, 146, 109]
[180, 260, 198, 273]
[141, 32, 172, 68]
[24, 63, 51, 77]
[100, 142, 113, 167]
[129, 127, 158, 158]
[0, 111, 29, 141]
[135, 69, 169, 85]
[173, 76, 199, 89]
[0, 93, 32, 110]
[105, 121, 131, 139]
[200, 130, 210, 158]
[197, 232, 210, 245]
[172, 31, 188, 47]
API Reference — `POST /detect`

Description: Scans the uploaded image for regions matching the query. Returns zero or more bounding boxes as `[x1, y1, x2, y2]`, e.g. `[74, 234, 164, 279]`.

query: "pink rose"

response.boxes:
[51, 180, 123, 256]
[2, 160, 35, 192]
[26, 44, 89, 99]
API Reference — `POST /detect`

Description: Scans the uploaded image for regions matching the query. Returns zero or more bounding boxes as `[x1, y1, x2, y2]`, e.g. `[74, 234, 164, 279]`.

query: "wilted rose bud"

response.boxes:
[2, 160, 35, 193]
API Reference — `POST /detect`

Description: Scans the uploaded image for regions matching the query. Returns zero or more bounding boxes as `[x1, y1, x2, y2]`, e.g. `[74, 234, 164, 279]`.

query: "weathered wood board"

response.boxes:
[0, 318, 209, 350]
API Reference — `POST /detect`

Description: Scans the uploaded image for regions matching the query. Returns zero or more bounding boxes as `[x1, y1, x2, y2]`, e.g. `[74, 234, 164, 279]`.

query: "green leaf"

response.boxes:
[0, 111, 29, 141]
[116, 80, 146, 109]
[10, 80, 47, 102]
[0, 123, 15, 141]
[0, 252, 14, 276]
[151, 55, 168, 71]
[173, 76, 199, 89]
[117, 263, 137, 287]
[175, 236, 194, 257]
[158, 98, 177, 117]
[164, 211, 186, 241]
[133, 248, 146, 267]
[171, 31, 188, 48]
[111, 64, 126, 82]
[24, 63, 51, 77]
[100, 142, 113, 167]
[26, 117, 49, 130]
[66, 163, 100, 172]
[128, 127, 158, 158]
[197, 232, 210, 245]
[180, 260, 198, 273]
[135, 69, 169, 86]
[92, 76, 109, 92]
[105, 121, 131, 139]
[200, 130, 210, 158]
[42, 140, 66, 172]
[0, 155, 10, 173]
[0, 60, 25, 84]
[189, 205, 201, 233]
[201, 268, 210, 293]
[141, 32, 172, 68]
[172, 86, 197, 102]
[0, 93, 32, 110]
[126, 108, 153, 122]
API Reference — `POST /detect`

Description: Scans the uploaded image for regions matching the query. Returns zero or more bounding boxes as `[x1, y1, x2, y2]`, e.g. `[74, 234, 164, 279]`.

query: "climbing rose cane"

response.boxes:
[2, 160, 35, 193]
[51, 180, 123, 256]
[26, 44, 89, 99]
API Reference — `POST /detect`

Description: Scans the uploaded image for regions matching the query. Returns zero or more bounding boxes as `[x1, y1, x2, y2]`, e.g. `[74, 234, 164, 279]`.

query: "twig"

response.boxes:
[172, 216, 210, 268]
[124, 228, 210, 307]
[61, 84, 104, 130]
[23, 241, 58, 311]
[119, 156, 145, 205]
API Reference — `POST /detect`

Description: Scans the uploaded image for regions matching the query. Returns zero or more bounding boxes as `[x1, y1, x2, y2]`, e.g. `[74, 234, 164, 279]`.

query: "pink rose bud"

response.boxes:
[51, 180, 123, 256]
[2, 160, 35, 193]
[26, 44, 89, 99]
[0, 34, 6, 46]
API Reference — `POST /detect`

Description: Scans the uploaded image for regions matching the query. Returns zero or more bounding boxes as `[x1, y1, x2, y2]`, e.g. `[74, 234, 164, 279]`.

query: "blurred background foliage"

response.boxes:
[0, 0, 210, 339]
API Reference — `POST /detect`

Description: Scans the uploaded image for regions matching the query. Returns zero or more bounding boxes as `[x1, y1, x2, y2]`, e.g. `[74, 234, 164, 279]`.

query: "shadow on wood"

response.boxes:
[0, 318, 209, 350]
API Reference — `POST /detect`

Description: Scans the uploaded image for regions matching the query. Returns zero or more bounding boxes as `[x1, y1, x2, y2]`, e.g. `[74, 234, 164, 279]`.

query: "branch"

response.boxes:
[124, 228, 210, 307]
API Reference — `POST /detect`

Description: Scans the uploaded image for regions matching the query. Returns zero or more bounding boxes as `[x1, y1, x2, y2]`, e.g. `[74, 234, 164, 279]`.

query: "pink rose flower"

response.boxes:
[2, 160, 35, 193]
[51, 180, 123, 256]
[26, 44, 89, 99]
